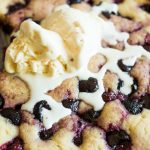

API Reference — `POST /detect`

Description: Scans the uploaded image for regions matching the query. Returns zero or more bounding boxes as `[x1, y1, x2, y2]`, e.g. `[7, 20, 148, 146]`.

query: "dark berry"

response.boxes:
[39, 129, 53, 140]
[117, 79, 124, 90]
[8, 3, 25, 14]
[122, 99, 143, 115]
[73, 134, 83, 146]
[79, 109, 100, 122]
[73, 120, 86, 146]
[114, 0, 124, 4]
[0, 95, 4, 109]
[106, 130, 131, 150]
[79, 77, 99, 93]
[118, 59, 132, 72]
[8, 138, 23, 150]
[101, 11, 111, 19]
[140, 4, 150, 13]
[0, 108, 21, 125]
[143, 34, 150, 52]
[67, 0, 83, 5]
[33, 100, 51, 122]
[2, 24, 13, 34]
[143, 44, 150, 52]
[141, 95, 150, 109]
[102, 91, 126, 102]
[62, 99, 80, 112]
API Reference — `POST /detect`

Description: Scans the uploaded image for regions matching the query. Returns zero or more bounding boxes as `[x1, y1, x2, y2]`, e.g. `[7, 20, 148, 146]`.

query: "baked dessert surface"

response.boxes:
[0, 0, 150, 150]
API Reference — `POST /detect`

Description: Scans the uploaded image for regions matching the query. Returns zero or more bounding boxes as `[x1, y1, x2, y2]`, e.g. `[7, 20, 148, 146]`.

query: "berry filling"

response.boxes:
[106, 130, 131, 150]
[143, 34, 150, 52]
[141, 94, 150, 109]
[0, 138, 23, 150]
[39, 121, 60, 141]
[122, 99, 143, 115]
[102, 91, 127, 102]
[79, 77, 99, 93]
[33, 100, 51, 122]
[73, 120, 86, 146]
[140, 4, 150, 13]
[114, 0, 124, 4]
[0, 108, 21, 125]
[7, 138, 23, 150]
[39, 128, 53, 141]
[67, 0, 83, 5]
[62, 99, 80, 112]
[0, 95, 4, 109]
[101, 11, 111, 19]
[79, 109, 100, 122]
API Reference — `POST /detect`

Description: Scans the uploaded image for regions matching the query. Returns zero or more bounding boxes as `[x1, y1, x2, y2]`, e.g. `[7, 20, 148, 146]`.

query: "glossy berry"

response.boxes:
[79, 109, 100, 122]
[101, 11, 111, 19]
[73, 134, 83, 146]
[106, 130, 131, 149]
[122, 99, 143, 115]
[140, 4, 150, 13]
[143, 34, 150, 52]
[118, 59, 132, 72]
[0, 108, 21, 125]
[79, 77, 99, 93]
[143, 44, 150, 52]
[39, 129, 53, 140]
[142, 95, 150, 109]
[8, 3, 25, 14]
[0, 95, 4, 109]
[33, 100, 51, 122]
[67, 0, 82, 5]
[62, 99, 80, 112]
[73, 120, 85, 146]
[8, 138, 23, 150]
[114, 0, 124, 4]
[102, 91, 126, 102]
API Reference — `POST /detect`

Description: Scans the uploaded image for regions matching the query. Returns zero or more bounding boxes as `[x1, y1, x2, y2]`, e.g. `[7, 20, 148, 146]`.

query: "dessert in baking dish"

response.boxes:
[0, 0, 150, 150]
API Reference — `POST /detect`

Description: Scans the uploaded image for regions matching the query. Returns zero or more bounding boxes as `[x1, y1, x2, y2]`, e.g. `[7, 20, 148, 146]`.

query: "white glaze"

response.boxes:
[92, 2, 118, 15]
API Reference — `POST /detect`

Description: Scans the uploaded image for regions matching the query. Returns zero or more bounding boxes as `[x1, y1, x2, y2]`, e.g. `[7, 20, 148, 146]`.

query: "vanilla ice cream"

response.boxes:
[5, 20, 68, 76]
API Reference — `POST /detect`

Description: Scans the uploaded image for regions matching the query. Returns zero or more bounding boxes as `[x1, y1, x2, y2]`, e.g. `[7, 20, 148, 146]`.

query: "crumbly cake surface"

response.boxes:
[0, 0, 150, 150]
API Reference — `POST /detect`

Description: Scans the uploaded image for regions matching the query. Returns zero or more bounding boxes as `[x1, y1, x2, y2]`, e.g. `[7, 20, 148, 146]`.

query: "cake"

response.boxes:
[0, 0, 150, 150]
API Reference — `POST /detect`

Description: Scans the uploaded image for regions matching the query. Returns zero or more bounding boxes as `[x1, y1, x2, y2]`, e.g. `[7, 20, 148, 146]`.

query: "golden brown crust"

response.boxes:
[47, 77, 79, 102]
[97, 100, 127, 131]
[130, 57, 150, 97]
[103, 70, 119, 92]
[71, 2, 91, 12]
[128, 26, 150, 45]
[88, 53, 107, 73]
[118, 0, 150, 25]
[80, 127, 108, 150]
[102, 39, 125, 51]
[110, 15, 142, 33]
[0, 72, 30, 108]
